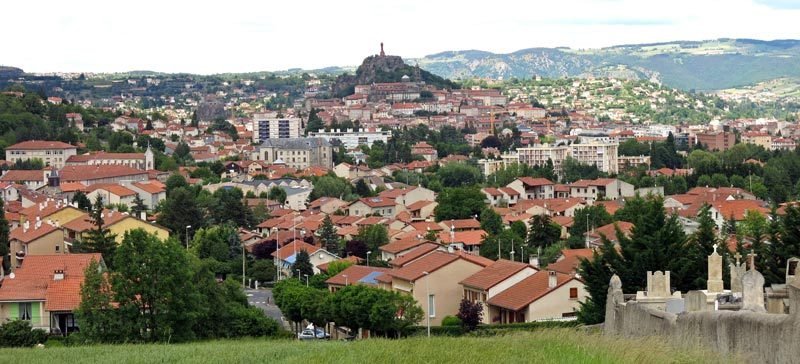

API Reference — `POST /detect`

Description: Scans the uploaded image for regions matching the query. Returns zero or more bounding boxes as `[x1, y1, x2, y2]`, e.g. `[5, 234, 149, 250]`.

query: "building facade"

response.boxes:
[5, 141, 77, 168]
[253, 138, 333, 169]
[307, 128, 391, 148]
[251, 113, 301, 143]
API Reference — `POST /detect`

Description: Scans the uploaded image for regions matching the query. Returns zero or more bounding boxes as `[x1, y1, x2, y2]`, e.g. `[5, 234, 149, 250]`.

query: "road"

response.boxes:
[246, 288, 291, 331]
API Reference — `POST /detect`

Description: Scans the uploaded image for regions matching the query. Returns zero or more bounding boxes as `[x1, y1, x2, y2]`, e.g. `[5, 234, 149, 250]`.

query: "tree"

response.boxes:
[250, 259, 276, 283]
[0, 199, 8, 279]
[192, 225, 238, 262]
[436, 163, 482, 187]
[165, 174, 188, 196]
[354, 179, 372, 197]
[434, 187, 485, 222]
[268, 186, 287, 205]
[112, 230, 200, 342]
[479, 208, 503, 236]
[80, 196, 118, 269]
[670, 204, 717, 292]
[576, 241, 615, 324]
[131, 193, 147, 217]
[310, 174, 353, 201]
[305, 108, 324, 134]
[157, 187, 205, 243]
[72, 191, 92, 211]
[356, 224, 389, 252]
[291, 250, 315, 278]
[344, 239, 369, 258]
[76, 259, 122, 342]
[211, 188, 255, 228]
[570, 205, 613, 247]
[526, 214, 561, 248]
[318, 215, 339, 253]
[456, 299, 483, 332]
[0, 320, 47, 347]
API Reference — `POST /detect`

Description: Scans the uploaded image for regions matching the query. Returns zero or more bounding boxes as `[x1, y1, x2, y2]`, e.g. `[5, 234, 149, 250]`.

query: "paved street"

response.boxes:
[246, 288, 291, 331]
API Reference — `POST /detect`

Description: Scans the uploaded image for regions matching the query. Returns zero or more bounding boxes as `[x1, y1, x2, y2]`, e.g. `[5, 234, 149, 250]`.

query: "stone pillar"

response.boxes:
[742, 269, 766, 313]
[605, 274, 624, 335]
[707, 248, 724, 293]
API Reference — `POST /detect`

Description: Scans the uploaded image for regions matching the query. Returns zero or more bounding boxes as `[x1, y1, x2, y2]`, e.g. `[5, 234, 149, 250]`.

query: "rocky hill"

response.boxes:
[332, 54, 458, 97]
[410, 39, 800, 91]
[0, 66, 24, 79]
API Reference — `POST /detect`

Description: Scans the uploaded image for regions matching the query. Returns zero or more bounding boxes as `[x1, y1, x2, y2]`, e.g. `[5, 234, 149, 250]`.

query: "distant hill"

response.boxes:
[410, 39, 800, 91]
[332, 54, 459, 97]
[0, 66, 24, 79]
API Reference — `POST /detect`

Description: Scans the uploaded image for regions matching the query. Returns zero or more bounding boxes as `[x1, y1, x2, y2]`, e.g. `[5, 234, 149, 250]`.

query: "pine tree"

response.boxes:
[81, 196, 118, 269]
[670, 204, 716, 292]
[526, 214, 561, 248]
[291, 250, 314, 278]
[131, 194, 147, 218]
[72, 191, 92, 211]
[318, 215, 339, 254]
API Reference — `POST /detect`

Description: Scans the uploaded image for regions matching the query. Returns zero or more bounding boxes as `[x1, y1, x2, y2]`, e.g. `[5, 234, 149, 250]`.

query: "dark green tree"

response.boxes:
[72, 191, 92, 211]
[268, 186, 287, 204]
[526, 214, 561, 248]
[479, 208, 503, 236]
[318, 215, 339, 253]
[291, 250, 315, 278]
[434, 187, 485, 221]
[131, 193, 147, 217]
[0, 199, 9, 279]
[80, 196, 119, 268]
[75, 259, 122, 342]
[157, 187, 205, 242]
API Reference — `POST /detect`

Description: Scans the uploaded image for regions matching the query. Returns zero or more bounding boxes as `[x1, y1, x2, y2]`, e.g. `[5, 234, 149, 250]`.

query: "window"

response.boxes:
[19, 302, 32, 320]
[569, 287, 578, 299]
[55, 245, 59, 252]
[428, 294, 436, 317]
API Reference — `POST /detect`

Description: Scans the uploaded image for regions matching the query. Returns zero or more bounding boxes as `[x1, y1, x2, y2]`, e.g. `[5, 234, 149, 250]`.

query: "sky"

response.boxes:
[2, 0, 800, 74]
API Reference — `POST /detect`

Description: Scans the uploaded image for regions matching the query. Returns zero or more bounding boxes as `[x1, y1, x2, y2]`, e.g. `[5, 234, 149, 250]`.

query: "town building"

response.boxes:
[251, 113, 301, 143]
[253, 138, 333, 169]
[5, 141, 77, 168]
[65, 146, 154, 170]
[307, 128, 391, 148]
[695, 131, 736, 151]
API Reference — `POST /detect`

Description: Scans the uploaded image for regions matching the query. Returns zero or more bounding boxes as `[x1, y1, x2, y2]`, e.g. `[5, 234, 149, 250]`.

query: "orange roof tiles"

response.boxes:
[460, 259, 532, 290]
[487, 270, 574, 311]
[10, 223, 60, 243]
[325, 265, 390, 286]
[438, 230, 487, 246]
[547, 249, 594, 275]
[380, 238, 432, 254]
[0, 254, 102, 310]
[7, 140, 76, 150]
[587, 221, 635, 242]
[271, 240, 320, 260]
[389, 243, 440, 267]
[0, 170, 43, 182]
[391, 251, 459, 281]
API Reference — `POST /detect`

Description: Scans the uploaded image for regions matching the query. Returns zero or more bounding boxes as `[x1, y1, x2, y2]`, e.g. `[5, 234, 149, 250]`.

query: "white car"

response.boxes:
[297, 328, 330, 340]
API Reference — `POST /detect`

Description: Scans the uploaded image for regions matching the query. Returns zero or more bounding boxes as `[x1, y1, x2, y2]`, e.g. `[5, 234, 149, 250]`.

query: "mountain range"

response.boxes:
[407, 38, 800, 91]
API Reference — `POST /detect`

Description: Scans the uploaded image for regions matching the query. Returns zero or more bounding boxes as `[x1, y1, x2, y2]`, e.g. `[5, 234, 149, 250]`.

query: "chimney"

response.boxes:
[530, 255, 540, 268]
[140, 211, 147, 220]
[548, 271, 557, 288]
[53, 269, 65, 281]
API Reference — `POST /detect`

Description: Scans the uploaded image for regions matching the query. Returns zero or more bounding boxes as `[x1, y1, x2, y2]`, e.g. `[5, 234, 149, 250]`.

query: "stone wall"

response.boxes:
[605, 274, 800, 363]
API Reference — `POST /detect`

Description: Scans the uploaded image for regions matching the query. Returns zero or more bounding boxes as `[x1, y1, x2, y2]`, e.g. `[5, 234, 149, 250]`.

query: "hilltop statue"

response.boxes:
[380, 42, 385, 57]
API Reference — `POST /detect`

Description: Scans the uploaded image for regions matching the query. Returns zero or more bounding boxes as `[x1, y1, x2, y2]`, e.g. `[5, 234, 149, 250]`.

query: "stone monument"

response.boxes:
[741, 252, 766, 313]
[707, 244, 724, 293]
[730, 252, 746, 295]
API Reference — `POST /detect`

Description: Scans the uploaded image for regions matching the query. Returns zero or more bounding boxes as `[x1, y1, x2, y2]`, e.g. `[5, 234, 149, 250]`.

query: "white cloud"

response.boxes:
[1, 0, 798, 74]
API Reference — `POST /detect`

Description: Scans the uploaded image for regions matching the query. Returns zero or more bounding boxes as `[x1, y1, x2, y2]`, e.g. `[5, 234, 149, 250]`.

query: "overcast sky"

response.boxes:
[2, 0, 799, 74]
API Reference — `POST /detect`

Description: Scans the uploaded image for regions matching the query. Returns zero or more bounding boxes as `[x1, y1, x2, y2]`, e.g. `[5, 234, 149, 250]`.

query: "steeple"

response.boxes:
[380, 42, 385, 57]
[145, 141, 154, 170]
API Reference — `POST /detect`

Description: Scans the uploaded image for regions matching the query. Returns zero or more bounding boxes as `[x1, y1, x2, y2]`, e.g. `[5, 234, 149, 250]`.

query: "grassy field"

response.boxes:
[0, 329, 738, 364]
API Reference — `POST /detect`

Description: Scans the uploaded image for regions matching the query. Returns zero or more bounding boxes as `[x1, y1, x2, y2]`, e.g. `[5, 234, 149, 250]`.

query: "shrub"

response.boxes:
[229, 306, 281, 337]
[0, 320, 48, 347]
[441, 316, 462, 327]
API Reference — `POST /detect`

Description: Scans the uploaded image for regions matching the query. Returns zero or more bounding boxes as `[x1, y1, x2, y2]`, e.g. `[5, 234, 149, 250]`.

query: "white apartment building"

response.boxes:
[511, 142, 619, 176]
[307, 128, 391, 148]
[516, 145, 570, 175]
[251, 113, 301, 143]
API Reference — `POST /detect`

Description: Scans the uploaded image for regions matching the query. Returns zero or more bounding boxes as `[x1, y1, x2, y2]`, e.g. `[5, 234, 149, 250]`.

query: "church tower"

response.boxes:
[145, 142, 154, 170]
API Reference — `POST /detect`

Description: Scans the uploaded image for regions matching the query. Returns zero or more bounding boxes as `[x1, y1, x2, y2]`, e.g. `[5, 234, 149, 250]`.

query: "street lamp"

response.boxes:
[510, 239, 515, 262]
[366, 251, 372, 267]
[185, 225, 191, 250]
[423, 271, 431, 338]
[303, 274, 309, 287]
[295, 269, 301, 279]
[343, 274, 348, 286]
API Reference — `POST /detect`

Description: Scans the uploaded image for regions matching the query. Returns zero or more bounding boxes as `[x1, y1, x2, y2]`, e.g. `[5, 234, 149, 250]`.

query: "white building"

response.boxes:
[5, 141, 77, 168]
[513, 142, 619, 176]
[252, 113, 301, 143]
[307, 128, 391, 148]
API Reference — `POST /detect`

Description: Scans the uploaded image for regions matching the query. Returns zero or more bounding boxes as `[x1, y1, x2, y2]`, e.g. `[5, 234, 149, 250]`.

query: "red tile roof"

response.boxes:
[325, 265, 390, 286]
[390, 251, 460, 281]
[587, 221, 634, 242]
[7, 140, 76, 150]
[437, 230, 487, 246]
[60, 165, 148, 182]
[132, 180, 166, 194]
[9, 223, 60, 243]
[444, 218, 481, 230]
[0, 254, 102, 311]
[518, 177, 554, 187]
[356, 197, 396, 208]
[460, 259, 532, 290]
[487, 270, 575, 311]
[271, 240, 320, 260]
[547, 249, 594, 275]
[0, 170, 43, 182]
[389, 243, 440, 267]
[380, 238, 431, 254]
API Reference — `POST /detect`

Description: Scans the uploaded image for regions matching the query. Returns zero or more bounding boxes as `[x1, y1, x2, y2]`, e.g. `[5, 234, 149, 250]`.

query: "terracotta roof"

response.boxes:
[58, 182, 87, 193]
[325, 265, 390, 286]
[410, 221, 443, 232]
[499, 187, 520, 196]
[587, 221, 635, 242]
[594, 200, 623, 216]
[444, 218, 481, 230]
[460, 259, 532, 290]
[355, 216, 388, 226]
[517, 177, 554, 187]
[271, 240, 320, 260]
[0, 170, 43, 182]
[379, 187, 418, 199]
[86, 183, 136, 197]
[487, 270, 574, 311]
[66, 151, 145, 162]
[7, 140, 76, 150]
[132, 180, 166, 194]
[454, 250, 495, 268]
[437, 230, 487, 246]
[355, 197, 396, 208]
[547, 249, 594, 275]
[713, 200, 770, 221]
[483, 187, 503, 197]
[391, 251, 460, 281]
[61, 210, 127, 233]
[317, 256, 363, 273]
[60, 165, 148, 182]
[406, 200, 435, 211]
[551, 216, 574, 228]
[0, 254, 102, 309]
[10, 223, 60, 243]
[389, 243, 440, 267]
[380, 238, 431, 254]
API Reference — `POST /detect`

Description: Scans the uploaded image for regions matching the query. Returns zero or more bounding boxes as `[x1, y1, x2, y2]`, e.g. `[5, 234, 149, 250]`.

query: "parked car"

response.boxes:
[297, 327, 330, 340]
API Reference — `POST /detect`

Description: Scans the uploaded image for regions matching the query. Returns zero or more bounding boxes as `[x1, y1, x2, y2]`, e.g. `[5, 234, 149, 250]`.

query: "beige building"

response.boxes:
[516, 145, 570, 175]
[252, 114, 302, 143]
[514, 142, 620, 176]
[460, 260, 538, 324]
[348, 197, 400, 218]
[487, 270, 587, 323]
[741, 132, 772, 150]
[253, 138, 333, 169]
[379, 251, 488, 326]
[9, 222, 66, 268]
[5, 141, 77, 168]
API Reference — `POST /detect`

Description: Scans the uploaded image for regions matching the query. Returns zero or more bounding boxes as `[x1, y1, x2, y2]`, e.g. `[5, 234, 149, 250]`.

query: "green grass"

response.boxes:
[0, 329, 738, 364]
